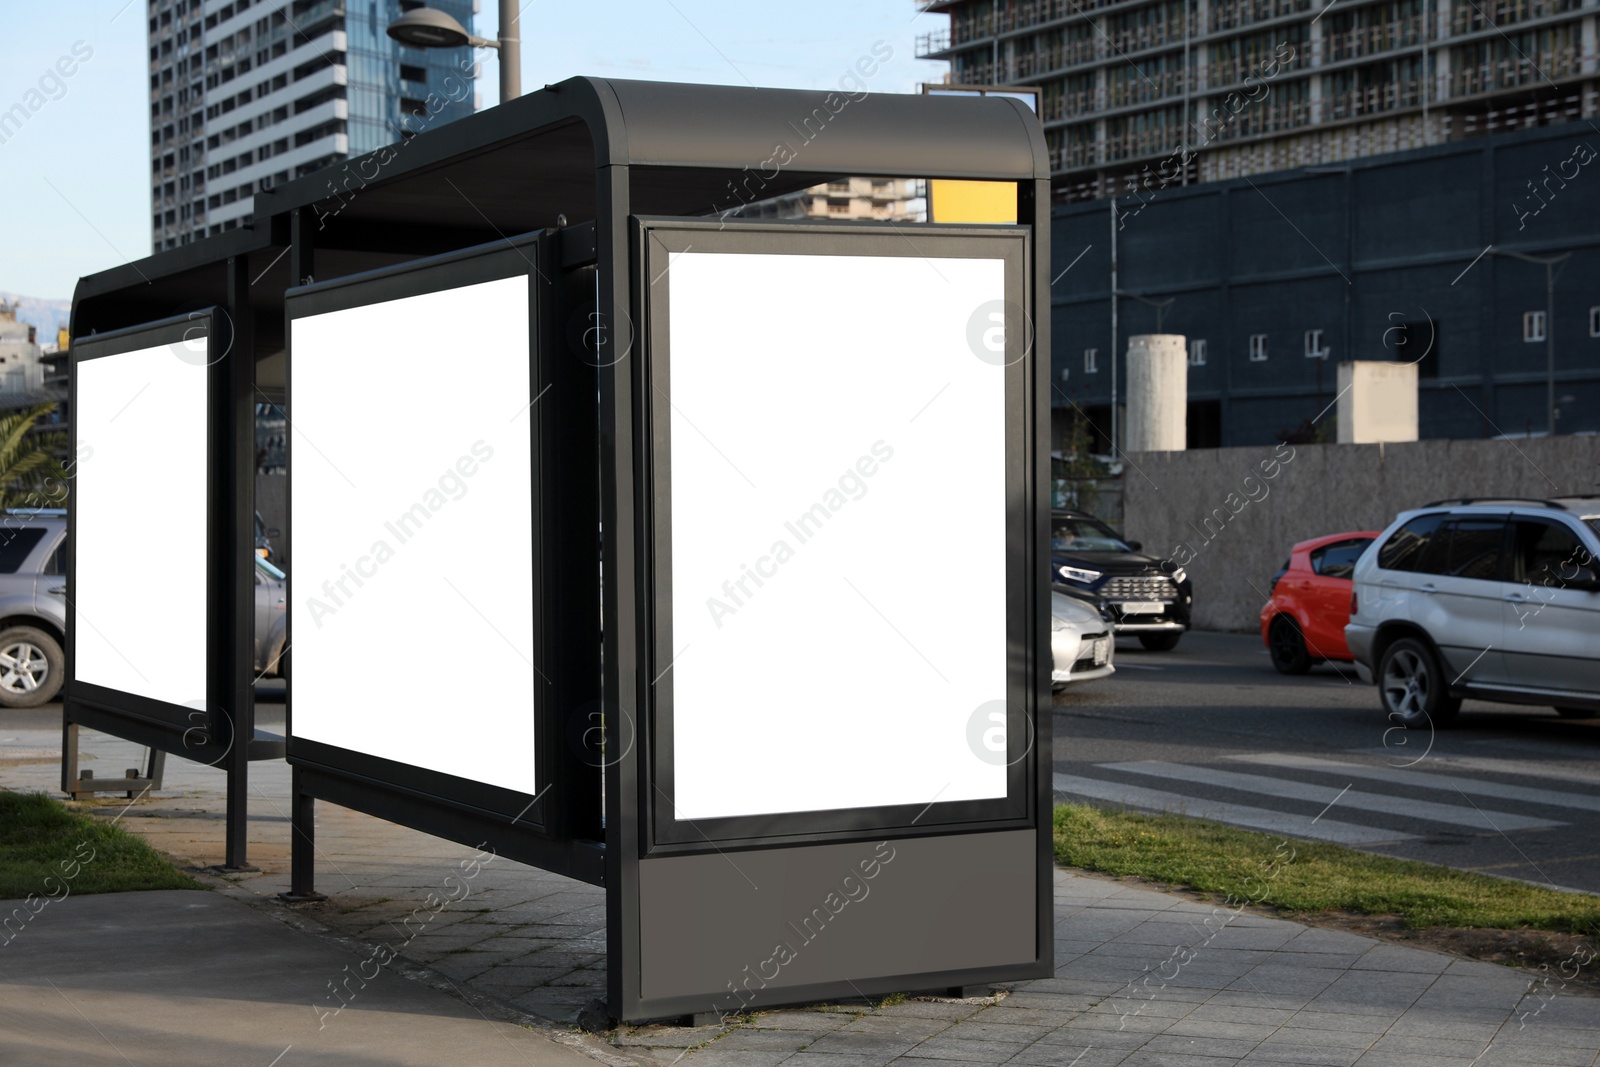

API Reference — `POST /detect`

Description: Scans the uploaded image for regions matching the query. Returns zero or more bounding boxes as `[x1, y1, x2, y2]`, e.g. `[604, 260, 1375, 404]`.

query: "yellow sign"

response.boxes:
[928, 180, 1017, 224]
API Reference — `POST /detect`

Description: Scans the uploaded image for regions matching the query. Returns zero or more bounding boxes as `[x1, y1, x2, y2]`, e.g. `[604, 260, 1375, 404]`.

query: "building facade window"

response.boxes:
[1524, 311, 1546, 342]
[1249, 334, 1268, 361]
[1084, 347, 1099, 373]
[1304, 329, 1328, 358]
[1189, 338, 1207, 365]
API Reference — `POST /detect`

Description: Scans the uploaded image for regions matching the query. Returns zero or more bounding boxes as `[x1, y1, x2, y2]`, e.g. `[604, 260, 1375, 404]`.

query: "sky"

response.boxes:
[0, 2, 950, 301]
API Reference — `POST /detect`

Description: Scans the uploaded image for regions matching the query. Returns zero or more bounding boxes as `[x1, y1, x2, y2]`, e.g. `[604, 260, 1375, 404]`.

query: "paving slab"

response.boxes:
[7, 722, 1600, 1067]
[0, 890, 599, 1067]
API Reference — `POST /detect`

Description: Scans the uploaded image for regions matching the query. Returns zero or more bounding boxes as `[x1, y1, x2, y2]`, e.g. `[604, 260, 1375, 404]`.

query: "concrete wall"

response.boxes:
[1122, 436, 1600, 632]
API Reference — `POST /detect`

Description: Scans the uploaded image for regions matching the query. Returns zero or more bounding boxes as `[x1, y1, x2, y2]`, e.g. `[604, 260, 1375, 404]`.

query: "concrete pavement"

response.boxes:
[1, 891, 601, 1067]
[4, 715, 1600, 1066]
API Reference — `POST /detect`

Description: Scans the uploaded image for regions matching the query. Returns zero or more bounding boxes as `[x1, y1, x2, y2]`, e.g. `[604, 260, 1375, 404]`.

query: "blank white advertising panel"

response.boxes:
[666, 251, 1009, 819]
[290, 276, 538, 794]
[75, 343, 210, 706]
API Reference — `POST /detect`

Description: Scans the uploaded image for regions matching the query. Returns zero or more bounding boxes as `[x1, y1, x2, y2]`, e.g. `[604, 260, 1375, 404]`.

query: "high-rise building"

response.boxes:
[731, 178, 926, 221]
[0, 303, 48, 397]
[148, 0, 478, 251]
[917, 0, 1599, 200]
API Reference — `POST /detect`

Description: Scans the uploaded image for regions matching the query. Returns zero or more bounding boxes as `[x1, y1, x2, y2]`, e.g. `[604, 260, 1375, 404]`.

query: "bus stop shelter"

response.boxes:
[70, 75, 1053, 1024]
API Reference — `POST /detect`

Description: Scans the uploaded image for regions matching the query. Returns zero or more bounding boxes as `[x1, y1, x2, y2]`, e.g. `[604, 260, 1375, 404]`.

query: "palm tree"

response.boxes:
[0, 403, 70, 510]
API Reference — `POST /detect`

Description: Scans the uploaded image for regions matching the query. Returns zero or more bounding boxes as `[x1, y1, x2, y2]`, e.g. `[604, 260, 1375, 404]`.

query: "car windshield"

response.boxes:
[1052, 518, 1132, 553]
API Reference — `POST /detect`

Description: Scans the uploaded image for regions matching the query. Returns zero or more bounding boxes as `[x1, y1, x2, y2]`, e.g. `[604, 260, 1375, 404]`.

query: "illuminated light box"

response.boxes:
[74, 336, 210, 710]
[643, 223, 1030, 835]
[290, 272, 538, 795]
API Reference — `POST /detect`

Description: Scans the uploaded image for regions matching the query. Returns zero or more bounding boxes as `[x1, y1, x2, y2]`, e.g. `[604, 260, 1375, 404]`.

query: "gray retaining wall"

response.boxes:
[1121, 437, 1600, 632]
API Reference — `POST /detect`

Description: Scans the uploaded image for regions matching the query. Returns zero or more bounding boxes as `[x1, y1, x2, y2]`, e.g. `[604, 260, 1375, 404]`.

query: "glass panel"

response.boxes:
[1512, 520, 1589, 585]
[0, 527, 47, 574]
[76, 341, 209, 705]
[1377, 513, 1444, 571]
[290, 275, 537, 794]
[664, 251, 1008, 820]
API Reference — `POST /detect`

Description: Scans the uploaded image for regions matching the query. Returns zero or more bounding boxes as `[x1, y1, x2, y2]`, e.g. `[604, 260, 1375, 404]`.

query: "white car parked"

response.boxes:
[1052, 591, 1115, 689]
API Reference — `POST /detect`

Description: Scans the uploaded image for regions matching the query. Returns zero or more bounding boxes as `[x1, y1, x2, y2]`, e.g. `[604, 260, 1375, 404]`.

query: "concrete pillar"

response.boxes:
[1125, 334, 1187, 452]
[1337, 361, 1419, 444]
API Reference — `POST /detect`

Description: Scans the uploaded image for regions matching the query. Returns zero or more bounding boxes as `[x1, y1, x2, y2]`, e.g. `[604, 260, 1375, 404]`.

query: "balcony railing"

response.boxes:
[1040, 86, 1099, 121]
[1451, 0, 1580, 34]
[1324, 15, 1426, 62]
[1209, 0, 1313, 33]
[1214, 97, 1314, 136]
[1207, 50, 1303, 87]
[1012, 40, 1100, 78]
[1108, 65, 1195, 107]
[1105, 12, 1206, 56]
[1102, 123, 1185, 162]
[916, 29, 952, 57]
[1325, 78, 1423, 119]
[1448, 47, 1581, 95]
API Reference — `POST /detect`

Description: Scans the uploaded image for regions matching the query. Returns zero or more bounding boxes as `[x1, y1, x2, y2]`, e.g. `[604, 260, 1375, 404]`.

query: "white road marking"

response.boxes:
[1100, 761, 1563, 831]
[1053, 773, 1418, 845]
[1232, 752, 1600, 814]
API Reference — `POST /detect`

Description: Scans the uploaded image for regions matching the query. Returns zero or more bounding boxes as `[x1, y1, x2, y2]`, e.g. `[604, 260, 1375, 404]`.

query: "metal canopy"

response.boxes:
[73, 77, 1046, 339]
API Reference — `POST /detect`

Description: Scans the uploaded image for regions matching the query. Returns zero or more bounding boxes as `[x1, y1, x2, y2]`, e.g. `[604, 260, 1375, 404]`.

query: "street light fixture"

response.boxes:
[1488, 247, 1572, 436]
[387, 2, 521, 103]
[1118, 290, 1176, 332]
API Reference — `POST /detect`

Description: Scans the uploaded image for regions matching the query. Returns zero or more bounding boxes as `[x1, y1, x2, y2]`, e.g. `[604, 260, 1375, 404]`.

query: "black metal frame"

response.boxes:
[283, 233, 603, 883]
[66, 307, 270, 868]
[636, 218, 1034, 851]
[604, 199, 1053, 1020]
[68, 313, 220, 730]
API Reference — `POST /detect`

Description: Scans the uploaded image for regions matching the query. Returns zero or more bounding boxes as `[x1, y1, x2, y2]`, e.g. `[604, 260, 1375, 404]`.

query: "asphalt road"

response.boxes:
[11, 656, 1598, 893]
[1055, 630, 1600, 893]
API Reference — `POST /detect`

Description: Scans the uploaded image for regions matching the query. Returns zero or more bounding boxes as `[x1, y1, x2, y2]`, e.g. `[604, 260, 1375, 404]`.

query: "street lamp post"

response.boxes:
[1490, 248, 1572, 435]
[388, 0, 521, 103]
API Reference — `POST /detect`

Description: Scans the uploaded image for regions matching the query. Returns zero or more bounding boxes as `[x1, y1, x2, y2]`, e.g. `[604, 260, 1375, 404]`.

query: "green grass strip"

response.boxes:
[0, 789, 204, 900]
[1054, 803, 1600, 933]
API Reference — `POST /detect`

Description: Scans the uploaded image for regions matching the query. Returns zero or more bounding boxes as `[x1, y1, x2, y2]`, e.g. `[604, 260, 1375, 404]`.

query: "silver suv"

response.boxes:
[1346, 497, 1600, 728]
[0, 510, 288, 710]
[0, 510, 67, 708]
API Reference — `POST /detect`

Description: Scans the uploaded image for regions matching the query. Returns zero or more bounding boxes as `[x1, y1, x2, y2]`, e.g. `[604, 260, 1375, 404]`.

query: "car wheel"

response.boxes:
[1555, 706, 1598, 719]
[1268, 616, 1312, 675]
[0, 625, 64, 708]
[1378, 637, 1460, 729]
[1137, 632, 1183, 652]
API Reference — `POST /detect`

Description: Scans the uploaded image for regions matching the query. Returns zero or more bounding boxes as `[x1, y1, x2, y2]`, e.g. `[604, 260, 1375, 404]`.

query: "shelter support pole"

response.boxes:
[282, 766, 325, 901]
[599, 163, 637, 1026]
[217, 254, 258, 871]
[281, 206, 324, 901]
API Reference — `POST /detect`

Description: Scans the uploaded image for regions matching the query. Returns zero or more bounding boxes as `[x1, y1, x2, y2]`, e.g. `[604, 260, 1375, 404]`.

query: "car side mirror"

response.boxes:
[1568, 564, 1600, 592]
[1126, 540, 1142, 551]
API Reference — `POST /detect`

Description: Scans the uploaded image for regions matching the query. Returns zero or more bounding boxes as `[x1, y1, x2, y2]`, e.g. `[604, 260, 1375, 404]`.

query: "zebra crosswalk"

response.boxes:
[1054, 751, 1592, 848]
[1051, 772, 1418, 845]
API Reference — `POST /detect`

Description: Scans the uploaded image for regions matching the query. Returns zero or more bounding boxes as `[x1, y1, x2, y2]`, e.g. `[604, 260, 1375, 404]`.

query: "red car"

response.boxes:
[1260, 531, 1379, 674]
